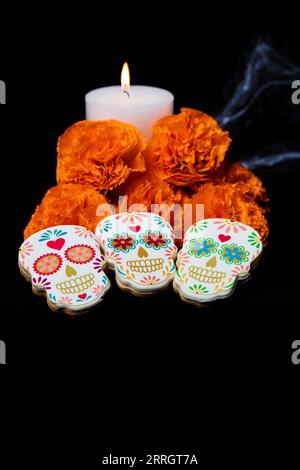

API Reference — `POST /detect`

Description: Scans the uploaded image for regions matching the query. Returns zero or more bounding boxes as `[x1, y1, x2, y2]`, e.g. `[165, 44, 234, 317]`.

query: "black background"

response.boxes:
[1, 7, 300, 467]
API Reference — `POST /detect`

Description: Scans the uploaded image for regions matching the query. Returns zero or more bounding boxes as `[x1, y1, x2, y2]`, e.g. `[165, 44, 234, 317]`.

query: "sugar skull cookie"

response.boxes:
[96, 212, 177, 295]
[173, 218, 263, 304]
[18, 225, 110, 314]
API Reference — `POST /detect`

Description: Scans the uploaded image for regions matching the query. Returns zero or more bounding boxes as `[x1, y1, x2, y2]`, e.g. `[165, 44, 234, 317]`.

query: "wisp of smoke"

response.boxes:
[216, 40, 300, 171]
[217, 41, 300, 128]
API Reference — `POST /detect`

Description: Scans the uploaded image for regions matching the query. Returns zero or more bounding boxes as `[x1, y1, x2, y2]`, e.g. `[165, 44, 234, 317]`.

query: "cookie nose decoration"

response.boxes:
[138, 246, 148, 258]
[66, 265, 77, 277]
[206, 256, 217, 268]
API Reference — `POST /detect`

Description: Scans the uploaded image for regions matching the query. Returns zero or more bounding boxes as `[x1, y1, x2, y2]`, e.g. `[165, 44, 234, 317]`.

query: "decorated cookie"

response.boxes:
[96, 212, 177, 295]
[18, 225, 110, 314]
[173, 218, 263, 304]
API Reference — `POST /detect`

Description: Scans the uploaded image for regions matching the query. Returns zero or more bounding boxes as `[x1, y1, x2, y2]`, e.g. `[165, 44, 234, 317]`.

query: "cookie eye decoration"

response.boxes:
[187, 238, 218, 258]
[65, 244, 96, 264]
[218, 243, 249, 265]
[33, 253, 63, 275]
[140, 231, 171, 250]
[96, 212, 177, 296]
[108, 233, 137, 253]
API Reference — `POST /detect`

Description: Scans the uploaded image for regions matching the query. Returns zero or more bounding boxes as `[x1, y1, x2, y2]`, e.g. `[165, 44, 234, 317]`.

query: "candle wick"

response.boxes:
[123, 89, 130, 98]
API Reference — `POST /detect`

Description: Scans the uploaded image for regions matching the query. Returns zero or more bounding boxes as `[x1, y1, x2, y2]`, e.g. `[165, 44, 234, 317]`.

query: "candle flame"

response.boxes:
[121, 62, 130, 92]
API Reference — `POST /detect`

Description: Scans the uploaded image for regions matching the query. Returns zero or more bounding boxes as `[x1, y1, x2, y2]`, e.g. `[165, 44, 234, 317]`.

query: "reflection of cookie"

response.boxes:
[96, 212, 177, 296]
[18, 225, 110, 315]
[173, 218, 263, 305]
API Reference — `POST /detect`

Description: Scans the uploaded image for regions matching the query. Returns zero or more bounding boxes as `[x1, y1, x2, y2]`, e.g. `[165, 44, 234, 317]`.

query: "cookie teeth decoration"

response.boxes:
[96, 212, 177, 295]
[18, 226, 110, 314]
[173, 218, 263, 305]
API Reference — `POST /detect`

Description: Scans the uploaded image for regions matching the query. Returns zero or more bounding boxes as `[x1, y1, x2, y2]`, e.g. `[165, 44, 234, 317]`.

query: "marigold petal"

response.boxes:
[24, 183, 113, 239]
[190, 183, 269, 244]
[221, 162, 268, 204]
[57, 120, 147, 190]
[144, 108, 231, 188]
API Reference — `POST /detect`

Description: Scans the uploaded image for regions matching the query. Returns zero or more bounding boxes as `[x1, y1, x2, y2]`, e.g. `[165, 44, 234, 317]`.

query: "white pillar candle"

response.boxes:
[85, 68, 174, 139]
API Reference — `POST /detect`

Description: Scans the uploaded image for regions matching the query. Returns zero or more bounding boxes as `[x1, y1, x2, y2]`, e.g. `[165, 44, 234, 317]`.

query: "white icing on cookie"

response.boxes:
[96, 212, 177, 295]
[19, 225, 110, 312]
[173, 218, 263, 304]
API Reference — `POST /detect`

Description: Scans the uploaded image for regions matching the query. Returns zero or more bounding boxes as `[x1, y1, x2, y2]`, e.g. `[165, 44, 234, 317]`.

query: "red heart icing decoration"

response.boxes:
[218, 234, 231, 243]
[78, 293, 87, 300]
[46, 238, 65, 250]
[129, 225, 141, 233]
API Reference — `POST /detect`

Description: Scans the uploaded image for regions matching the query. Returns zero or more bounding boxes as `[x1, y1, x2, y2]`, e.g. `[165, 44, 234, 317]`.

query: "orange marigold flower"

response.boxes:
[190, 183, 269, 244]
[144, 108, 231, 188]
[121, 174, 189, 210]
[222, 162, 268, 203]
[57, 120, 147, 190]
[24, 183, 113, 239]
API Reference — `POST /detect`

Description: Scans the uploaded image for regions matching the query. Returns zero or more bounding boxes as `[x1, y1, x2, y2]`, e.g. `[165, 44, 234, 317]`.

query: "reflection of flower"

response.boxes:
[93, 256, 106, 272]
[219, 244, 249, 265]
[187, 238, 218, 258]
[140, 275, 161, 285]
[247, 232, 262, 249]
[231, 264, 250, 276]
[214, 219, 247, 234]
[33, 253, 62, 275]
[19, 241, 34, 259]
[92, 284, 105, 295]
[189, 284, 209, 294]
[74, 226, 94, 239]
[140, 231, 171, 250]
[108, 233, 137, 252]
[32, 276, 51, 290]
[65, 245, 96, 264]
[177, 251, 190, 267]
[58, 295, 73, 305]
